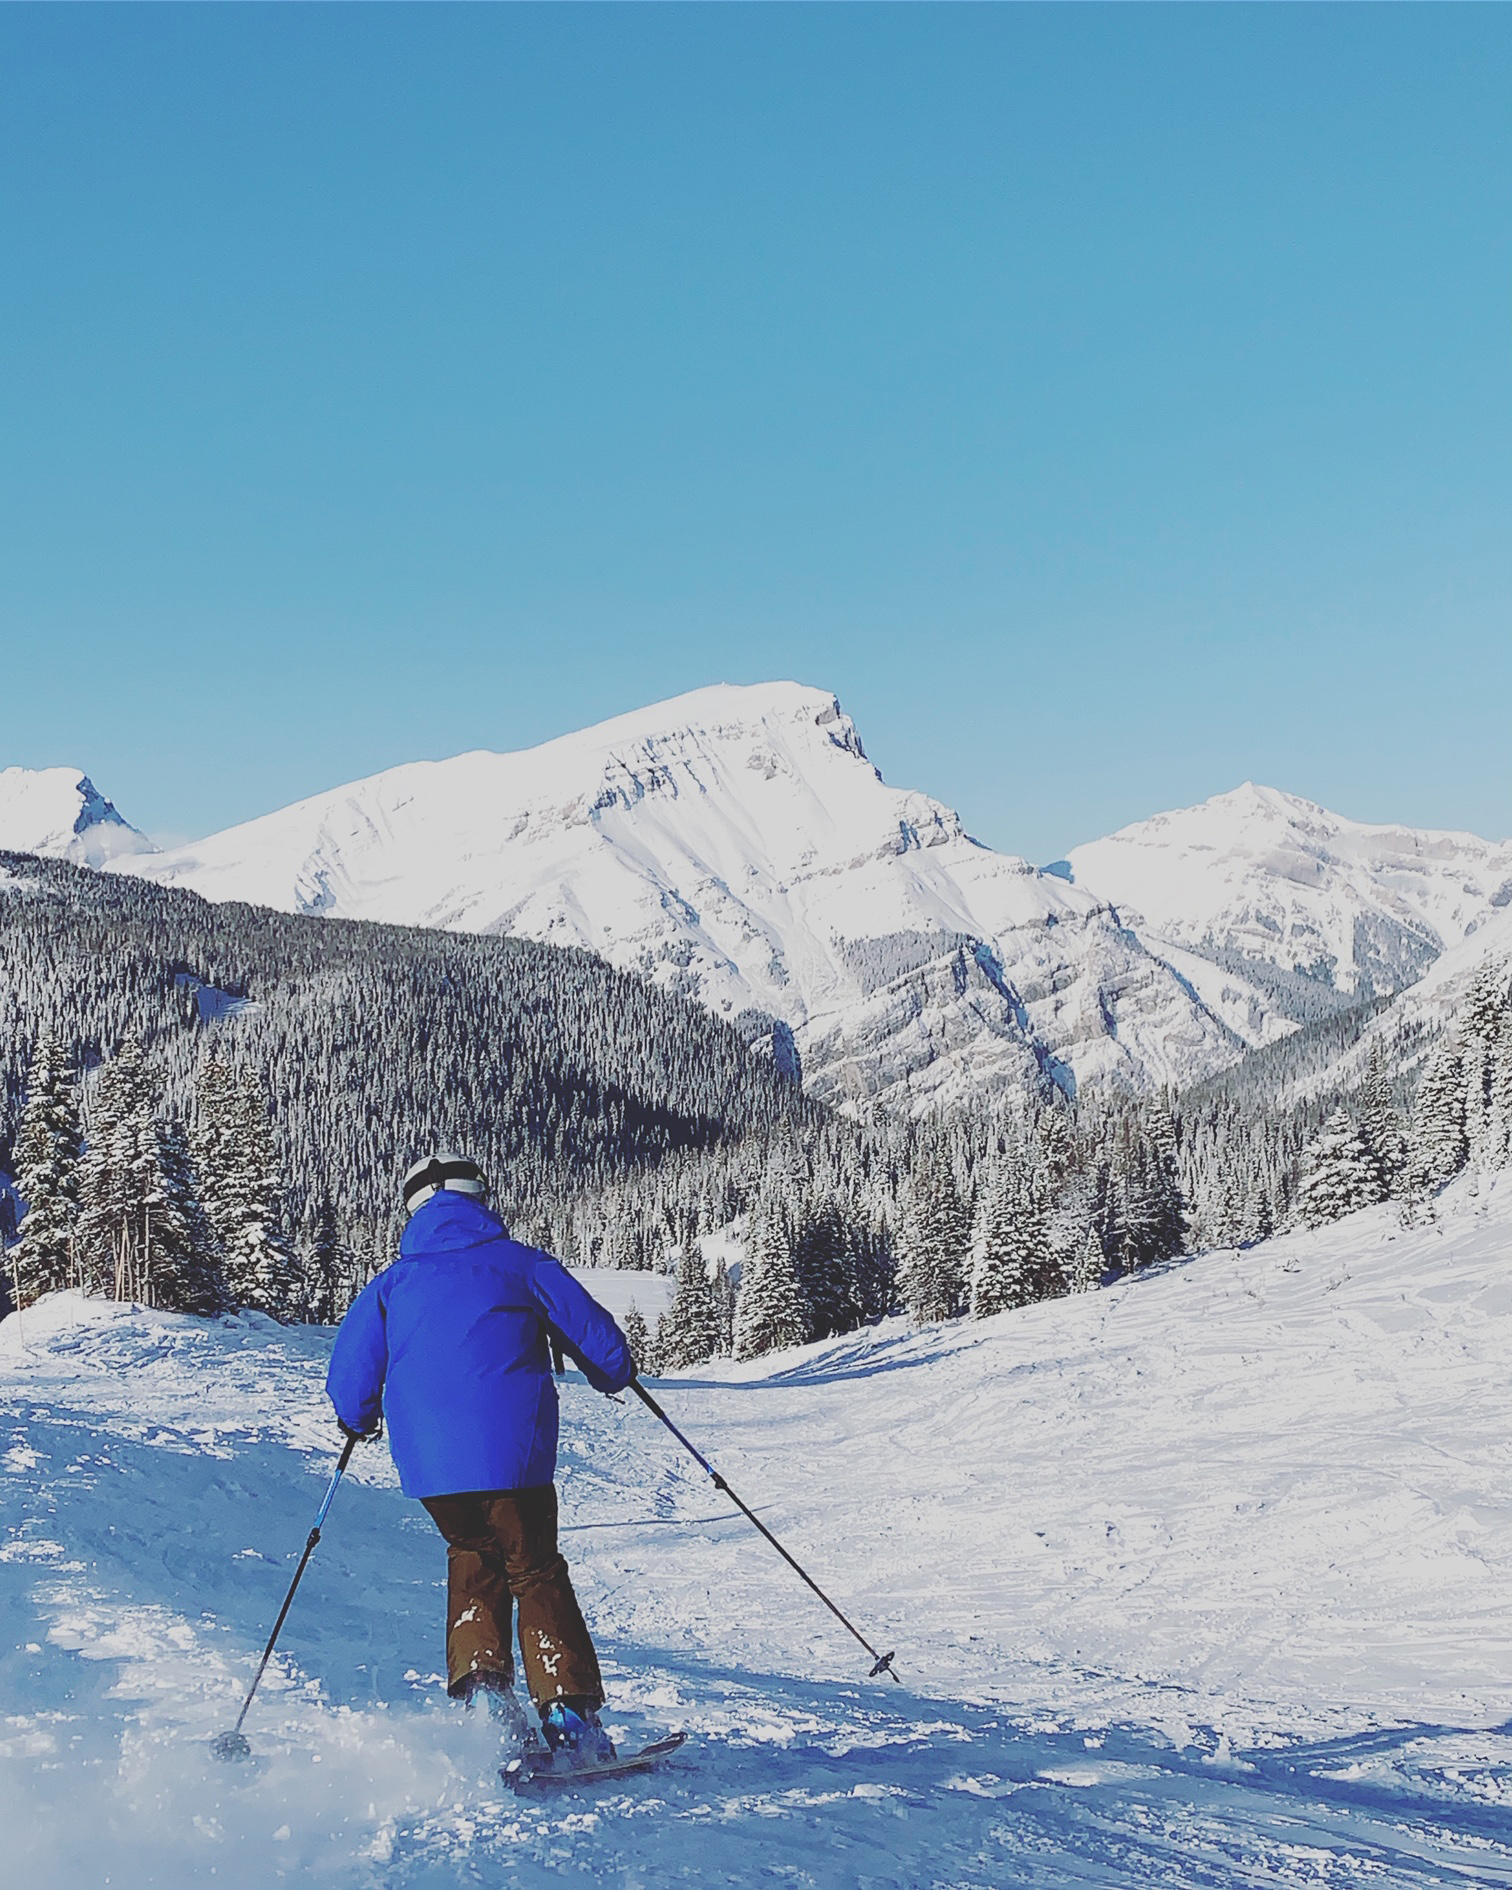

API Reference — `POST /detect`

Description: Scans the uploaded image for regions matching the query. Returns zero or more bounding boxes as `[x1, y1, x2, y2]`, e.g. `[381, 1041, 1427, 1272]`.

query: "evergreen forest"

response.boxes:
[2, 848, 1510, 1368]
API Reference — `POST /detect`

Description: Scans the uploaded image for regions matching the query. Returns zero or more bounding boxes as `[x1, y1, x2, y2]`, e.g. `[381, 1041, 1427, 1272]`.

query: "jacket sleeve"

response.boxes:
[529, 1255, 634, 1395]
[326, 1274, 389, 1433]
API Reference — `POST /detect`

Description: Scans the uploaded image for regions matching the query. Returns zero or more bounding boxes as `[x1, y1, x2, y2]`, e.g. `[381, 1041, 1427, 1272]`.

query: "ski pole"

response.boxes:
[629, 1378, 899, 1683]
[212, 1432, 359, 1760]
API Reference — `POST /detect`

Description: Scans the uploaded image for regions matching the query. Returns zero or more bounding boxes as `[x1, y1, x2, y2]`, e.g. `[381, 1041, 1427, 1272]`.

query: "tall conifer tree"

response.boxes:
[734, 1192, 808, 1359]
[10, 1036, 82, 1307]
[195, 1061, 296, 1316]
[1410, 1045, 1468, 1190]
[898, 1138, 970, 1323]
[969, 1162, 1038, 1318]
[1294, 1108, 1386, 1227]
[656, 1245, 722, 1370]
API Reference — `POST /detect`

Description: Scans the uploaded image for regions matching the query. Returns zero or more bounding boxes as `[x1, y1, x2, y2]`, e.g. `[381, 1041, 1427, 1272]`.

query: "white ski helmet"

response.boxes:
[401, 1151, 488, 1217]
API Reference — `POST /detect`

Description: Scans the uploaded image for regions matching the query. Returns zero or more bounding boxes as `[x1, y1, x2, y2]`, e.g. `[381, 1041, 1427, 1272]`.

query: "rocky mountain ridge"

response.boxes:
[0, 767, 157, 868]
[11, 686, 1510, 1112]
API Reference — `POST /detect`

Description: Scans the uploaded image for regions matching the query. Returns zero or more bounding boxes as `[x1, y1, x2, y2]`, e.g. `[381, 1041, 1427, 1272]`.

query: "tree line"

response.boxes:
[0, 847, 813, 1276]
[1290, 960, 1512, 1226]
[5, 1035, 318, 1319]
[5, 845, 1507, 1364]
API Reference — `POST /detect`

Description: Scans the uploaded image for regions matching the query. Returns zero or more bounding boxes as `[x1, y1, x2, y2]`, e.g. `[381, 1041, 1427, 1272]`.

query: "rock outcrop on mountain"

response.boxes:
[0, 767, 157, 868]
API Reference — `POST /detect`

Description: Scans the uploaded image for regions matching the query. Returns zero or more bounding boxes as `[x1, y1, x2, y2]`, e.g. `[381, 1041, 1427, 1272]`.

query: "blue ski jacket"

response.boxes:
[325, 1192, 633, 1499]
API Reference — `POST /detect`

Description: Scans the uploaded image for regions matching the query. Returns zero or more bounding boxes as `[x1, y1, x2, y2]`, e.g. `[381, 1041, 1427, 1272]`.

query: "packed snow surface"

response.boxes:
[0, 767, 157, 867]
[115, 683, 1244, 1106]
[1066, 783, 1512, 1001]
[4, 1183, 1511, 1887]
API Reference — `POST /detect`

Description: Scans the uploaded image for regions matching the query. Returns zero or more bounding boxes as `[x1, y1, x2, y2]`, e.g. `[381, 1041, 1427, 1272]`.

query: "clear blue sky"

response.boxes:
[2, 6, 1508, 862]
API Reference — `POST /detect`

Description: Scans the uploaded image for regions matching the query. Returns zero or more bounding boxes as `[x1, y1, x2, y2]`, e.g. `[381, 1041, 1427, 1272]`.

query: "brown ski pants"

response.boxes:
[420, 1484, 604, 1708]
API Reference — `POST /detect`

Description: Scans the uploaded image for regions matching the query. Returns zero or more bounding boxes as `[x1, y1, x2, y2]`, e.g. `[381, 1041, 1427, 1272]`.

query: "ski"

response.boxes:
[503, 1731, 688, 1790]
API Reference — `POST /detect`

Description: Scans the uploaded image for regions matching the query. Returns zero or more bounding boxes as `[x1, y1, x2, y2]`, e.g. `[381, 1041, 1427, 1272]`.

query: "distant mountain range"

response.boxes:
[1064, 781, 1512, 1001]
[5, 683, 1509, 1110]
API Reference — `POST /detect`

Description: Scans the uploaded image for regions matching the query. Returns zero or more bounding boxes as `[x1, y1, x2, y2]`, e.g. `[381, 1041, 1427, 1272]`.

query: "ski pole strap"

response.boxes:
[230, 1432, 358, 1735]
[629, 1379, 899, 1684]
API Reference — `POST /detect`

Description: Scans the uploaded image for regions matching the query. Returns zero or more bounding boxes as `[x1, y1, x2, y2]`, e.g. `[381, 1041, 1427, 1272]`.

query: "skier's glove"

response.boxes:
[338, 1418, 382, 1443]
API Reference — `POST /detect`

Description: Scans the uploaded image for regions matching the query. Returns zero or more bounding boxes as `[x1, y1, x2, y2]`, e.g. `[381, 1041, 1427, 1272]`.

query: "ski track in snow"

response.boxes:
[3, 1184, 1512, 1887]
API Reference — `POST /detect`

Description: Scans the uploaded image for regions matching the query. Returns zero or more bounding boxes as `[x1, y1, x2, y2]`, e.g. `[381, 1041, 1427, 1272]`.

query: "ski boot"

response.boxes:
[540, 1697, 616, 1769]
[457, 1670, 536, 1755]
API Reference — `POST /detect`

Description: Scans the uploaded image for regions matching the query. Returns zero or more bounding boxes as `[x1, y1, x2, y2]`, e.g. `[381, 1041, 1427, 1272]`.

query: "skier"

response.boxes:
[326, 1151, 633, 1765]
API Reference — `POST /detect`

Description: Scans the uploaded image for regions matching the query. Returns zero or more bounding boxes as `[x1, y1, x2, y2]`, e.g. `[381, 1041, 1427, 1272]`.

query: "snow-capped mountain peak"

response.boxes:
[0, 766, 157, 867]
[1066, 783, 1512, 1000]
[116, 681, 1242, 1108]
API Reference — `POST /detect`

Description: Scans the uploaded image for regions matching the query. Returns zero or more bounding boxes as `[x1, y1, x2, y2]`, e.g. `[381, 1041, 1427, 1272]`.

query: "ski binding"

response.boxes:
[503, 1730, 687, 1789]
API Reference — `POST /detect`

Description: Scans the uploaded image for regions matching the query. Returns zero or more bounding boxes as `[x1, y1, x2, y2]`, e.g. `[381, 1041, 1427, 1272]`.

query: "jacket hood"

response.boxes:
[399, 1191, 508, 1259]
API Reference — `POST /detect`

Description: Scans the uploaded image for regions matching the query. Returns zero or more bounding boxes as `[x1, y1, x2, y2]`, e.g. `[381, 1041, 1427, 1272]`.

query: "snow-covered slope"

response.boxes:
[117, 683, 1241, 1107]
[1288, 899, 1512, 1108]
[0, 766, 156, 867]
[1066, 782, 1512, 1005]
[3, 1182, 1510, 1888]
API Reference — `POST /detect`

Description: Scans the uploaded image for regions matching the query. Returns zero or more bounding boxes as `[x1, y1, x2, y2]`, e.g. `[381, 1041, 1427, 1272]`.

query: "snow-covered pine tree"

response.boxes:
[1409, 1044, 1468, 1191]
[897, 1137, 970, 1323]
[1143, 1105, 1189, 1260]
[74, 1042, 213, 1309]
[1237, 1180, 1275, 1247]
[1105, 1109, 1187, 1272]
[621, 1304, 652, 1374]
[76, 1041, 159, 1300]
[849, 1221, 896, 1325]
[1461, 962, 1512, 1170]
[710, 1255, 737, 1356]
[1359, 1050, 1407, 1197]
[968, 1162, 1038, 1318]
[1491, 1026, 1512, 1174]
[10, 1036, 82, 1307]
[195, 1063, 297, 1316]
[191, 1057, 238, 1257]
[733, 1197, 808, 1360]
[656, 1245, 722, 1370]
[150, 1116, 224, 1314]
[1293, 1107, 1386, 1227]
[299, 1191, 347, 1324]
[1105, 1139, 1153, 1272]
[793, 1195, 854, 1340]
[1064, 1223, 1105, 1294]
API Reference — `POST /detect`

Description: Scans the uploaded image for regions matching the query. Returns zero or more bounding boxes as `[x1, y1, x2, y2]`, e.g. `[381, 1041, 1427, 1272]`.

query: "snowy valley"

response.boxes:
[2, 1180, 1510, 1888]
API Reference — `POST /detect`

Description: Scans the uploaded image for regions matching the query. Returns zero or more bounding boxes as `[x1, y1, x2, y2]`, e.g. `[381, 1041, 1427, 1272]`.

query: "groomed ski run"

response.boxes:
[3, 1178, 1510, 1889]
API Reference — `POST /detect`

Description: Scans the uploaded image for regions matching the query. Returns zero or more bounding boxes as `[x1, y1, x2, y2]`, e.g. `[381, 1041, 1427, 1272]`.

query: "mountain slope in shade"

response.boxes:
[0, 767, 157, 867]
[1065, 782, 1512, 1004]
[118, 682, 1241, 1107]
